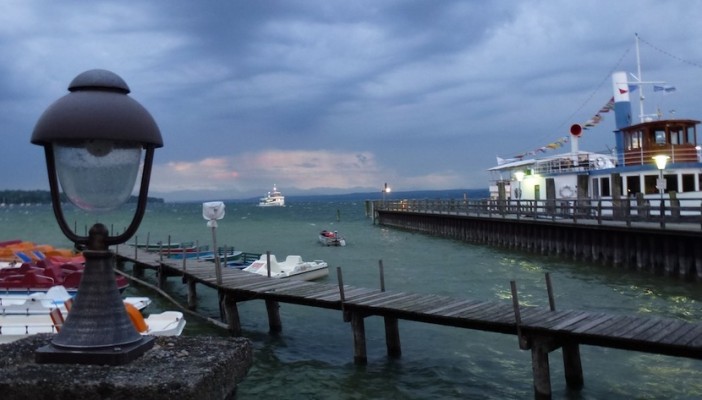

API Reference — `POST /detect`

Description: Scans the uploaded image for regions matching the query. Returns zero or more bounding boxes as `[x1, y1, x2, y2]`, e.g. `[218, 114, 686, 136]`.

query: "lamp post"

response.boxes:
[31, 69, 163, 365]
[382, 182, 391, 206]
[653, 155, 669, 227]
[203, 201, 225, 285]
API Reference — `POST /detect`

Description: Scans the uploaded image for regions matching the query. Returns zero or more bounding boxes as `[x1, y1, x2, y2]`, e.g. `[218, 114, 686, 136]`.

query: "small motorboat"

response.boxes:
[0, 286, 151, 315]
[124, 303, 187, 337]
[242, 254, 328, 281]
[318, 230, 346, 247]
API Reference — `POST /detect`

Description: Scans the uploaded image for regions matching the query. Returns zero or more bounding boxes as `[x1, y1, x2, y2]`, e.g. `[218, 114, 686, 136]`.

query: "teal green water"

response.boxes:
[2, 201, 701, 399]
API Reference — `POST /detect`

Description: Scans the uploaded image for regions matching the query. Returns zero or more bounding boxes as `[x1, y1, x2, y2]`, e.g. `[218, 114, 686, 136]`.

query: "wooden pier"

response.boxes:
[115, 246, 702, 400]
[369, 200, 702, 280]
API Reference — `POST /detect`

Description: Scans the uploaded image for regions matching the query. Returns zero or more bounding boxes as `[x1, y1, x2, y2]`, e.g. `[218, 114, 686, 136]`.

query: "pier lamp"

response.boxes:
[653, 154, 669, 225]
[382, 182, 391, 205]
[31, 69, 163, 365]
[514, 171, 525, 200]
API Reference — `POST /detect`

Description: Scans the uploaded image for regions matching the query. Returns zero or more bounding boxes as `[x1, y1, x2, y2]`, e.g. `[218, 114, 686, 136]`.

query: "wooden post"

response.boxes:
[351, 311, 367, 365]
[379, 260, 401, 358]
[157, 264, 166, 289]
[266, 251, 271, 278]
[133, 264, 144, 278]
[384, 316, 401, 358]
[133, 235, 138, 260]
[544, 273, 583, 390]
[545, 273, 555, 311]
[531, 338, 553, 400]
[510, 280, 528, 350]
[562, 342, 584, 390]
[266, 299, 282, 333]
[337, 267, 349, 322]
[187, 278, 197, 309]
[223, 293, 241, 336]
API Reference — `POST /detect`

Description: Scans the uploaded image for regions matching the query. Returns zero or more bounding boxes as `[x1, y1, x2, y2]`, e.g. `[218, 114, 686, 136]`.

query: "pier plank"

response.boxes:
[680, 325, 702, 346]
[551, 313, 592, 331]
[658, 322, 699, 345]
[646, 320, 690, 343]
[353, 292, 415, 307]
[443, 301, 495, 318]
[571, 314, 619, 335]
[425, 299, 482, 315]
[630, 319, 673, 342]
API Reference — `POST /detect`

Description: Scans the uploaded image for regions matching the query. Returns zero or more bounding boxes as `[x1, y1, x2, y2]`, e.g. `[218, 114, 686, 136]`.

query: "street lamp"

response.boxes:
[382, 182, 391, 205]
[31, 69, 163, 365]
[514, 171, 525, 200]
[653, 154, 669, 226]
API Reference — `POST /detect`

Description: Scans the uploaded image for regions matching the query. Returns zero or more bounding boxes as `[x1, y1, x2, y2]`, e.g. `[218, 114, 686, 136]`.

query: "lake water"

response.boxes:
[2, 200, 701, 399]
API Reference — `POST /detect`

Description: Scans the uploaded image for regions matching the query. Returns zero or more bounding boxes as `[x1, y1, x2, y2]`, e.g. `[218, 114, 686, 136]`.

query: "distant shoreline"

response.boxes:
[0, 190, 164, 206]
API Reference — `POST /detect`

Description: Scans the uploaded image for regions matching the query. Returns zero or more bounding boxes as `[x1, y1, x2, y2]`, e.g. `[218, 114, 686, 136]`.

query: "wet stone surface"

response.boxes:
[0, 334, 253, 400]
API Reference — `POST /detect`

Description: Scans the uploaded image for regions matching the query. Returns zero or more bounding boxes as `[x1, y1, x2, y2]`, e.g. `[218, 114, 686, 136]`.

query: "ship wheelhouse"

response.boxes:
[621, 119, 700, 166]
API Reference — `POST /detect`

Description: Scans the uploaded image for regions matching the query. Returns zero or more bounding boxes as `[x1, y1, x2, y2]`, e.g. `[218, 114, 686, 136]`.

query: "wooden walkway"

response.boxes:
[115, 246, 702, 399]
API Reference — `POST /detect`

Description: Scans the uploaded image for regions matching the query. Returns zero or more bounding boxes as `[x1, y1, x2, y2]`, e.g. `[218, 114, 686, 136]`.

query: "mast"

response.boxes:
[635, 33, 645, 123]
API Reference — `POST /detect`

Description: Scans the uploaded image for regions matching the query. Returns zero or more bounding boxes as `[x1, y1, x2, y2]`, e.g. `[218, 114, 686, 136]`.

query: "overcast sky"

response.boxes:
[3, 1, 702, 201]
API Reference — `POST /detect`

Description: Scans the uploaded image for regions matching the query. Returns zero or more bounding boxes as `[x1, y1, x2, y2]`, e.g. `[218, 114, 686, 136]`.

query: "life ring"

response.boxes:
[595, 157, 607, 168]
[125, 302, 149, 333]
[559, 185, 574, 198]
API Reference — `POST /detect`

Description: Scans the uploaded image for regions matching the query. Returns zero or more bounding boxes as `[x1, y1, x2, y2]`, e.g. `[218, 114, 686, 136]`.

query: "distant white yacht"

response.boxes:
[258, 184, 285, 207]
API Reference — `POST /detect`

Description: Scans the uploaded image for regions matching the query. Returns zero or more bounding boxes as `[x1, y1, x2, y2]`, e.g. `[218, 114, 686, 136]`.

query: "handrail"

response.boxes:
[373, 197, 702, 230]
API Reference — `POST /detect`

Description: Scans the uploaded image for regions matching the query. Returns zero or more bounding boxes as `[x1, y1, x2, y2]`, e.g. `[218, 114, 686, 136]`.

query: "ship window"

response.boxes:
[625, 131, 643, 150]
[626, 176, 641, 195]
[655, 129, 666, 145]
[665, 174, 678, 192]
[682, 174, 695, 192]
[670, 126, 683, 144]
[601, 177, 611, 197]
[644, 175, 658, 194]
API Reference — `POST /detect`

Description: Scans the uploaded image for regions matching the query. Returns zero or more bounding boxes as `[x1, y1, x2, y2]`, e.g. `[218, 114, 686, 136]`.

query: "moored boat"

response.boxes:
[0, 287, 183, 344]
[258, 184, 285, 207]
[318, 230, 346, 247]
[242, 254, 328, 281]
[489, 34, 702, 214]
[0, 258, 128, 294]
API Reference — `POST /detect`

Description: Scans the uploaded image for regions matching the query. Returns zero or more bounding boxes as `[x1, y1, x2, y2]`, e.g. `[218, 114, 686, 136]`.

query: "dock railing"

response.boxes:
[373, 197, 702, 230]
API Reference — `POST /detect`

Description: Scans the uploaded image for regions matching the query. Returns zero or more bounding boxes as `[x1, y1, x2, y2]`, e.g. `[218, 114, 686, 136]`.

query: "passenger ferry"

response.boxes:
[489, 35, 702, 212]
[258, 184, 285, 207]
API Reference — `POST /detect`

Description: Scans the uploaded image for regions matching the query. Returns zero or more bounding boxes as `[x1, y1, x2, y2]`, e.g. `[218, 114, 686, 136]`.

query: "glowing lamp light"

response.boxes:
[653, 155, 670, 170]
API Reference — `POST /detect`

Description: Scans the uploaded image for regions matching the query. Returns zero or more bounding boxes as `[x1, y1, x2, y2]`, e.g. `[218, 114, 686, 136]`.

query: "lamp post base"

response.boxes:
[35, 336, 155, 365]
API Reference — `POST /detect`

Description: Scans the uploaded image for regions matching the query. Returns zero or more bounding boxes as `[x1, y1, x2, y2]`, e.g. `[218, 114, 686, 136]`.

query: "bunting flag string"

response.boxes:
[582, 96, 614, 129]
[505, 96, 614, 160]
